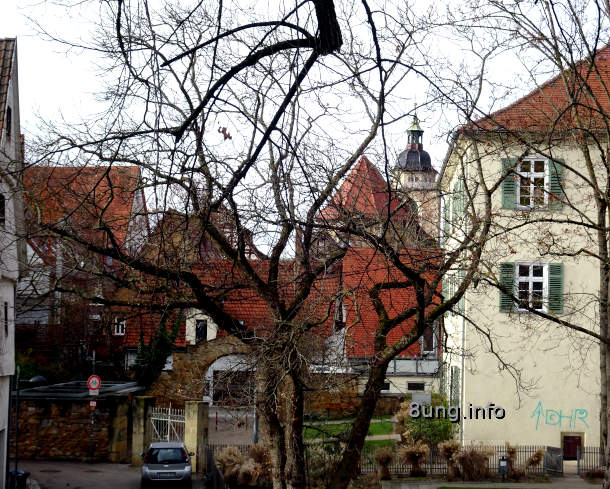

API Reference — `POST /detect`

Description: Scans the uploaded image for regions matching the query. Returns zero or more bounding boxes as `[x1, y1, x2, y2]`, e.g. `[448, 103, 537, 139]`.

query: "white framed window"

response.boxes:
[420, 323, 438, 356]
[516, 262, 547, 312]
[113, 317, 126, 336]
[516, 158, 548, 208]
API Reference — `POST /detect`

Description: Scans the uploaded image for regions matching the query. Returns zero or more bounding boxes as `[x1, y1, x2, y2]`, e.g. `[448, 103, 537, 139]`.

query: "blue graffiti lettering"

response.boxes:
[530, 402, 589, 430]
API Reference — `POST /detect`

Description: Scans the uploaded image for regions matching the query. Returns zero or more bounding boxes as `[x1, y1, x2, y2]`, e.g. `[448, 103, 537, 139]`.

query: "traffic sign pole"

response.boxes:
[86, 375, 101, 461]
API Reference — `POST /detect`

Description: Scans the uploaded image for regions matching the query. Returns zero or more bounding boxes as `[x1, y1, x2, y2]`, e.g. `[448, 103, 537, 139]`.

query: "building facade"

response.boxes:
[439, 49, 610, 456]
[0, 38, 24, 489]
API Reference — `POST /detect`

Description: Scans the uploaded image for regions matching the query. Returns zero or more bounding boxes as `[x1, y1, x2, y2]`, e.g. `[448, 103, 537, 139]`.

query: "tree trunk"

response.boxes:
[327, 360, 390, 489]
[256, 366, 287, 489]
[284, 371, 306, 489]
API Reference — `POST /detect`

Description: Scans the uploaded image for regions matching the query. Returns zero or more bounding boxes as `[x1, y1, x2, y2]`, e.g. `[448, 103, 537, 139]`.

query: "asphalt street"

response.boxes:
[17, 461, 205, 489]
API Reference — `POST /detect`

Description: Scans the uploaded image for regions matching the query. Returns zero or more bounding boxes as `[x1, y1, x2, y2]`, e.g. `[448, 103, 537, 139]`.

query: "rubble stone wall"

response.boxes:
[10, 397, 131, 462]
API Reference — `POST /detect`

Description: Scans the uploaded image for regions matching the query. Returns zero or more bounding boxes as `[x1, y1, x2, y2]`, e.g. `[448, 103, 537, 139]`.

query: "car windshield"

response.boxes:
[146, 447, 186, 464]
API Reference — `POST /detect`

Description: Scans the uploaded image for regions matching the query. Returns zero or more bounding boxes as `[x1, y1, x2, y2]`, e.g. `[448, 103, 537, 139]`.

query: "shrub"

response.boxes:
[306, 442, 344, 487]
[249, 444, 272, 484]
[216, 446, 244, 486]
[374, 447, 393, 480]
[394, 396, 456, 445]
[216, 445, 272, 488]
[398, 441, 430, 477]
[452, 446, 491, 481]
[438, 440, 461, 481]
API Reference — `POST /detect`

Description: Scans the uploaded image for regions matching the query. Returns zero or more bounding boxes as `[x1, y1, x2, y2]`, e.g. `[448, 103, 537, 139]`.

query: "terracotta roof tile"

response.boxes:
[472, 44, 610, 133]
[319, 156, 410, 221]
[342, 247, 441, 358]
[122, 259, 341, 348]
[24, 165, 141, 247]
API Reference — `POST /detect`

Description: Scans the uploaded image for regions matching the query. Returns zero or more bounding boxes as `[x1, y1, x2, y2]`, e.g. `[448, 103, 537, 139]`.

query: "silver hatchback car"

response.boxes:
[141, 441, 194, 488]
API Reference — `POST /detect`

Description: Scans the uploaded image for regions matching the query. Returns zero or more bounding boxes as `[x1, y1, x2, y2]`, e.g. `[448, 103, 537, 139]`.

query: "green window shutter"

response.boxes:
[548, 159, 565, 210]
[548, 263, 564, 314]
[457, 269, 466, 314]
[443, 197, 451, 238]
[499, 262, 515, 312]
[501, 158, 518, 209]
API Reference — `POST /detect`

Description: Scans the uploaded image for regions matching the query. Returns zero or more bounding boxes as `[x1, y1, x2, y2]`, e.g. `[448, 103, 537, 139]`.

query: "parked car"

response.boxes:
[141, 441, 194, 488]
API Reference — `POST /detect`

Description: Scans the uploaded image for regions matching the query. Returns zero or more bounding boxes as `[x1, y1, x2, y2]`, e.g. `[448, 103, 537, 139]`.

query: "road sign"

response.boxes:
[89, 400, 97, 409]
[88, 375, 101, 396]
[87, 375, 101, 390]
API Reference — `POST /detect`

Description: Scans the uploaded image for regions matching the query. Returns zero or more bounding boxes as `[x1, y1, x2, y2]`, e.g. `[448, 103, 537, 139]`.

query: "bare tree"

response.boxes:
[20, 1, 500, 488]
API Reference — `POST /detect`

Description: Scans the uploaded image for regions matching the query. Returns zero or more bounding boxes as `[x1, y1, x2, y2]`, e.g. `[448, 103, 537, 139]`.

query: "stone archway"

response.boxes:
[146, 336, 252, 404]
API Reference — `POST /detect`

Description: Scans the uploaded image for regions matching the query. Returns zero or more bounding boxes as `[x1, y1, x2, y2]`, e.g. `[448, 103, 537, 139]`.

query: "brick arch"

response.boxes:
[145, 336, 251, 404]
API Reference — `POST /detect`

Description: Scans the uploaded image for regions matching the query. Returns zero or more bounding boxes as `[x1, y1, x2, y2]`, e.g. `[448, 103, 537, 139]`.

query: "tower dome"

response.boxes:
[396, 113, 437, 189]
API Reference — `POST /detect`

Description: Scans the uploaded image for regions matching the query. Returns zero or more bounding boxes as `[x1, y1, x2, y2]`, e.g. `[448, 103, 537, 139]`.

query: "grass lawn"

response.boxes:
[304, 421, 394, 439]
[305, 414, 393, 423]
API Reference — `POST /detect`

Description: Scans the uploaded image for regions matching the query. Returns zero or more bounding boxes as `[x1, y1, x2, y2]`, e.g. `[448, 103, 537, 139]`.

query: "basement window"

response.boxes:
[408, 382, 425, 392]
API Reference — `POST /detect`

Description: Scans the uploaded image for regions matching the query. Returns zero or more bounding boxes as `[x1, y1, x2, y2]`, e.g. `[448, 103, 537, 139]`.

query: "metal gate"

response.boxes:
[544, 446, 563, 474]
[150, 406, 185, 442]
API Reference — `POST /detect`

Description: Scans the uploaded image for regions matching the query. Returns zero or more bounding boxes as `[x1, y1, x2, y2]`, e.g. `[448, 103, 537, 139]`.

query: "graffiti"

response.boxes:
[530, 401, 589, 430]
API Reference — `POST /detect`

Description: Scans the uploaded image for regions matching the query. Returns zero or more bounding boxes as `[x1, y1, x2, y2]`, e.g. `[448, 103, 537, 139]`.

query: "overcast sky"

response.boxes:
[1, 1, 107, 136]
[1, 0, 466, 170]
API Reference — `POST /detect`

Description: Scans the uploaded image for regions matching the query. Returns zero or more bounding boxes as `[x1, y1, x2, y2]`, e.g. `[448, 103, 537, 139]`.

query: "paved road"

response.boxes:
[19, 461, 205, 489]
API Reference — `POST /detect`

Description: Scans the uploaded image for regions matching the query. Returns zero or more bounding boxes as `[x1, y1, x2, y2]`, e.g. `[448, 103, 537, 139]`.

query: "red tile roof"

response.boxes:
[24, 165, 142, 247]
[0, 38, 15, 135]
[342, 247, 440, 358]
[319, 156, 410, 221]
[122, 259, 341, 348]
[472, 44, 610, 133]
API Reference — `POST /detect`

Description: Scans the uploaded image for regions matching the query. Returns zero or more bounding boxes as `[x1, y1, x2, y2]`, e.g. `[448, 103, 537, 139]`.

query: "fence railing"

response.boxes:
[327, 443, 548, 477]
[206, 442, 552, 478]
[150, 406, 185, 442]
[578, 446, 605, 475]
[206, 443, 253, 458]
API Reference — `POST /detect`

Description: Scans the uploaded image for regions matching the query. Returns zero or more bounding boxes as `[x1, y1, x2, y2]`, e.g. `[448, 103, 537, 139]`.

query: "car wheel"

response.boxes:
[183, 479, 192, 489]
[140, 478, 149, 489]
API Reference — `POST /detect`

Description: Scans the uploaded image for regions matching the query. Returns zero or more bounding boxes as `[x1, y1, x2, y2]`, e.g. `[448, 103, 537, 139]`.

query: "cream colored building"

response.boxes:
[439, 75, 606, 455]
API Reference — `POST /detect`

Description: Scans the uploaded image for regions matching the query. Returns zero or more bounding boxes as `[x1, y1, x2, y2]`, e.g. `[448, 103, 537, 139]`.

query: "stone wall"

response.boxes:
[148, 343, 405, 418]
[146, 336, 251, 406]
[304, 375, 403, 418]
[10, 397, 131, 462]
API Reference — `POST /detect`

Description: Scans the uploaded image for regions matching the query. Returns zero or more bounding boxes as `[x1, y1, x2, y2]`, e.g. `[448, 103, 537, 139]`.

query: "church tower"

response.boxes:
[394, 113, 439, 238]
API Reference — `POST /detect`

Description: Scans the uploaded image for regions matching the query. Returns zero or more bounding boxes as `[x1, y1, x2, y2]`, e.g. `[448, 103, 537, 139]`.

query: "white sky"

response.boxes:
[0, 0, 580, 175]
[0, 0, 460, 171]
[1, 1, 106, 136]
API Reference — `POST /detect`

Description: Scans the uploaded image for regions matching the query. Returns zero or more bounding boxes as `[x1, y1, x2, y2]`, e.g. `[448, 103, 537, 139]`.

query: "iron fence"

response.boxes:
[206, 443, 253, 458]
[577, 446, 605, 475]
[150, 406, 185, 442]
[357, 443, 548, 476]
[205, 442, 552, 479]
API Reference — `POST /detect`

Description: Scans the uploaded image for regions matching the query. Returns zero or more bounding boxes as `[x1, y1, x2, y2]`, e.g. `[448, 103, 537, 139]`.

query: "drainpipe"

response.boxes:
[460, 302, 466, 444]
